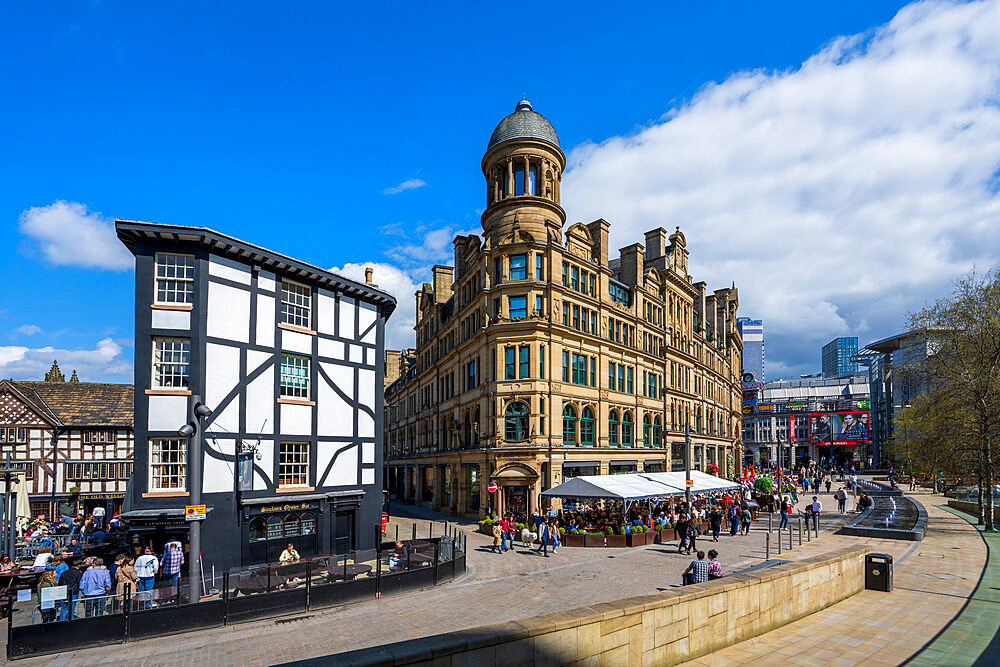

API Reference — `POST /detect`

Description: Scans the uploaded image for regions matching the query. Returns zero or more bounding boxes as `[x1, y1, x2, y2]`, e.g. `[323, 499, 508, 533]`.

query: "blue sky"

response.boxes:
[3, 1, 999, 382]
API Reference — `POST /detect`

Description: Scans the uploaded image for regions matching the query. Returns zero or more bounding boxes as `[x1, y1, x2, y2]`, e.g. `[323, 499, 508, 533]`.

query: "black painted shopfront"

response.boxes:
[240, 491, 363, 567]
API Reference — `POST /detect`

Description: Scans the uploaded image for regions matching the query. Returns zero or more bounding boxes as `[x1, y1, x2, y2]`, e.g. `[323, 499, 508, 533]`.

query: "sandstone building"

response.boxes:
[384, 100, 742, 518]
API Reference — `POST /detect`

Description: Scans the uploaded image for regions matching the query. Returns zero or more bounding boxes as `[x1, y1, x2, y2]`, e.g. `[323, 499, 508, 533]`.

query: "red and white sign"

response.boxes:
[487, 481, 498, 493]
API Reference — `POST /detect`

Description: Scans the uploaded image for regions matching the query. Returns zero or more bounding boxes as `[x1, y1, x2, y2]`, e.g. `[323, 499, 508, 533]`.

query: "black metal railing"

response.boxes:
[5, 532, 467, 660]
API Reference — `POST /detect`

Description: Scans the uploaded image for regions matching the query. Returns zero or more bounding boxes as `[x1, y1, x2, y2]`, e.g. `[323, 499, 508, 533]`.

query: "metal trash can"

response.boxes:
[865, 553, 893, 592]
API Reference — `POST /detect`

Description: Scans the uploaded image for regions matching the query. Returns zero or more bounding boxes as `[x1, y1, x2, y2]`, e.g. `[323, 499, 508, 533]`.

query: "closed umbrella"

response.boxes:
[15, 474, 31, 536]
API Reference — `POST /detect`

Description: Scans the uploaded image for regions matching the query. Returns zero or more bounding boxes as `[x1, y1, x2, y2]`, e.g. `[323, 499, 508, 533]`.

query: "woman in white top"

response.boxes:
[33, 546, 54, 569]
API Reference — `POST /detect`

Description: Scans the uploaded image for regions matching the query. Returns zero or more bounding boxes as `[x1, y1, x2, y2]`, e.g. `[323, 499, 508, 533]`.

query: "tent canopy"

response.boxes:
[540, 470, 739, 501]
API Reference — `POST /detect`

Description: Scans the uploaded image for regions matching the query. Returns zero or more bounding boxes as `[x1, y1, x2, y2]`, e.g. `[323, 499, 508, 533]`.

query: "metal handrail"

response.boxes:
[29, 590, 153, 624]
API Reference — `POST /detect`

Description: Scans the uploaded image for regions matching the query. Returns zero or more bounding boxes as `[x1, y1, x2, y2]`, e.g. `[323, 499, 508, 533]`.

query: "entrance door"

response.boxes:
[333, 511, 355, 555]
[503, 485, 528, 521]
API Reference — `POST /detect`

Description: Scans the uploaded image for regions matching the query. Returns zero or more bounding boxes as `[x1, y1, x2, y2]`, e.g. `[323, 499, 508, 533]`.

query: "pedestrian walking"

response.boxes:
[778, 496, 790, 530]
[676, 515, 690, 554]
[536, 519, 550, 557]
[825, 477, 832, 494]
[741, 507, 752, 535]
[499, 515, 510, 553]
[728, 506, 740, 537]
[116, 556, 139, 611]
[490, 523, 502, 554]
[551, 519, 560, 554]
[708, 507, 722, 542]
[835, 487, 848, 513]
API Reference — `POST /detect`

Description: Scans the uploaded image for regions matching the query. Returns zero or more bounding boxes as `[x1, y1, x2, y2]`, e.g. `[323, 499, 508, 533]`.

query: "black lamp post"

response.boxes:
[177, 395, 213, 603]
[0, 451, 19, 558]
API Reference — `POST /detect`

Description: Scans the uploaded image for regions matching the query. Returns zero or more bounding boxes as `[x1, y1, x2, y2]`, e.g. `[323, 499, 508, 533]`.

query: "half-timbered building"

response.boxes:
[0, 364, 133, 520]
[116, 220, 395, 571]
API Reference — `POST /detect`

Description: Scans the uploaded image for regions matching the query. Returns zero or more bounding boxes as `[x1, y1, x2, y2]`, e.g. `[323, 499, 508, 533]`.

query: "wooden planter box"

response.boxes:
[606, 534, 627, 548]
[479, 524, 495, 536]
[563, 533, 585, 547]
[626, 532, 650, 547]
[583, 533, 605, 548]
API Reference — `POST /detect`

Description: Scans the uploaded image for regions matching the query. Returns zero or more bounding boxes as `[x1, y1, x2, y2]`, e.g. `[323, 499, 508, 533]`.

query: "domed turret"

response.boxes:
[481, 100, 566, 245]
[487, 99, 560, 150]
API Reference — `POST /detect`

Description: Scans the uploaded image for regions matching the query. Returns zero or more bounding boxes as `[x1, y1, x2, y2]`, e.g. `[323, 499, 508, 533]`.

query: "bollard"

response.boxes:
[412, 523, 417, 540]
[788, 524, 793, 550]
[768, 512, 773, 533]
[813, 517, 819, 538]
[765, 532, 770, 561]
[798, 517, 803, 546]
[777, 527, 782, 554]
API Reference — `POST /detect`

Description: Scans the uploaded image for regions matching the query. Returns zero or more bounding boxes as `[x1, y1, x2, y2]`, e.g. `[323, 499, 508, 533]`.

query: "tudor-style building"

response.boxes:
[116, 221, 395, 570]
[384, 100, 743, 518]
[0, 362, 133, 520]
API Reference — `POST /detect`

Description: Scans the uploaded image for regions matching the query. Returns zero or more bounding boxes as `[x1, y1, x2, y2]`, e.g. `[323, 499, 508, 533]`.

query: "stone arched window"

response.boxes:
[609, 410, 619, 446]
[580, 407, 595, 445]
[504, 401, 529, 442]
[643, 415, 651, 447]
[622, 412, 633, 446]
[653, 417, 662, 447]
[563, 405, 577, 445]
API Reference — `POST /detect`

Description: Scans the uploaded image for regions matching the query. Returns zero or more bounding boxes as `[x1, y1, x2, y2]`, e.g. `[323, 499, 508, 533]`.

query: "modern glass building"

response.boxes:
[736, 318, 764, 381]
[822, 337, 858, 379]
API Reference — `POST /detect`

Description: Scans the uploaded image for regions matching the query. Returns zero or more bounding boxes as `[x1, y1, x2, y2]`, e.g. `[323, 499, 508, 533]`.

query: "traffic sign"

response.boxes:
[487, 481, 498, 493]
[185, 504, 207, 521]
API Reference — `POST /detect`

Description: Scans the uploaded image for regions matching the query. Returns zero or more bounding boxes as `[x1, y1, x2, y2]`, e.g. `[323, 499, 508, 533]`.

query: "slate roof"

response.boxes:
[487, 99, 560, 150]
[7, 381, 133, 428]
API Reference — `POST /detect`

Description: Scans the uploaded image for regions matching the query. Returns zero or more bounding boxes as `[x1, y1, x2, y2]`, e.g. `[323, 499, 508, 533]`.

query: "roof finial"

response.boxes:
[44, 360, 65, 383]
[69, 370, 79, 383]
[515, 98, 532, 113]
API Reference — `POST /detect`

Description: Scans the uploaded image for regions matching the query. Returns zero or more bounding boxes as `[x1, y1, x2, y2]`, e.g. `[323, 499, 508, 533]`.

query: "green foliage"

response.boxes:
[754, 476, 775, 494]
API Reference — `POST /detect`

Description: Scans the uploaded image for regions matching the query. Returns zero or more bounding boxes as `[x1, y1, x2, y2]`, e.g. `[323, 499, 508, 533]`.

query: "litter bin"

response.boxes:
[865, 552, 893, 592]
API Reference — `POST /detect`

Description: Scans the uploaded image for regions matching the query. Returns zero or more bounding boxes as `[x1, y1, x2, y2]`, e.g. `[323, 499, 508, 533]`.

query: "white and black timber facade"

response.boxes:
[0, 369, 134, 520]
[116, 220, 395, 571]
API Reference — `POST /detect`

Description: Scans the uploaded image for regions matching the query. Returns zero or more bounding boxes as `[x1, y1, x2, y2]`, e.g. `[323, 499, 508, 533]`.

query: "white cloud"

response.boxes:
[382, 178, 426, 195]
[15, 325, 42, 337]
[383, 223, 479, 274]
[329, 262, 421, 350]
[0, 338, 132, 383]
[18, 200, 133, 271]
[562, 0, 1000, 378]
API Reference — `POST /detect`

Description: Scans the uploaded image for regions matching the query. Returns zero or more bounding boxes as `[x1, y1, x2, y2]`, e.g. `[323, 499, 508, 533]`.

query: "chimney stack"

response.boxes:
[365, 267, 374, 285]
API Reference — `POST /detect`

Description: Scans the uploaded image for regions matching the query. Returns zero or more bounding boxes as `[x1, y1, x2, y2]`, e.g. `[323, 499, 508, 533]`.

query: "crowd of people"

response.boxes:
[1, 521, 188, 623]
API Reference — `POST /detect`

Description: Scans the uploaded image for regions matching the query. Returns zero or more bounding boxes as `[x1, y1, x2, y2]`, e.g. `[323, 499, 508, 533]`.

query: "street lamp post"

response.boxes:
[684, 422, 692, 511]
[177, 395, 213, 603]
[0, 451, 17, 557]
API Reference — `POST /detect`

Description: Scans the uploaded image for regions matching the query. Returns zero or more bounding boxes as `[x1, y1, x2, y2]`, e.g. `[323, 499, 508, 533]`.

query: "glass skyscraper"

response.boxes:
[822, 337, 858, 378]
[736, 317, 764, 381]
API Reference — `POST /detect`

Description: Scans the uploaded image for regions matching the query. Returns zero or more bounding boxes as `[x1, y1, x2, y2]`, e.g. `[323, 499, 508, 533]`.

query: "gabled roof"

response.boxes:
[115, 219, 396, 317]
[1, 380, 133, 428]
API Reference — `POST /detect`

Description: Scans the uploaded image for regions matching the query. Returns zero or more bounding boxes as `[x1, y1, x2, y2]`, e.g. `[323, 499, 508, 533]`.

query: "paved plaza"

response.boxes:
[11, 485, 994, 665]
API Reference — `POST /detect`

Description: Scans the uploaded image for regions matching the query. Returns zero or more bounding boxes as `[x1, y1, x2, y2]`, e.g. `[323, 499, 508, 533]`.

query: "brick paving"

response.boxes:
[11, 490, 858, 665]
[680, 487, 994, 666]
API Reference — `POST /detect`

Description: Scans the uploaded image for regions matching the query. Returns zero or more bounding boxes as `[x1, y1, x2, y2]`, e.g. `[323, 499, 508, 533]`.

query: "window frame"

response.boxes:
[278, 442, 310, 488]
[280, 279, 312, 329]
[504, 401, 530, 442]
[280, 354, 311, 399]
[154, 253, 195, 305]
[508, 295, 528, 319]
[152, 337, 191, 389]
[149, 438, 187, 492]
[509, 254, 527, 281]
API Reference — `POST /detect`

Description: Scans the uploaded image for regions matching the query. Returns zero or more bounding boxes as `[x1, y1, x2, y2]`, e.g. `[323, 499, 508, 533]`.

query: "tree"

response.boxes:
[909, 270, 1000, 531]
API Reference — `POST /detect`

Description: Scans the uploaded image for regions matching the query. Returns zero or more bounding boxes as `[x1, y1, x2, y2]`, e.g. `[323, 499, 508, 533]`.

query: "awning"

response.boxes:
[120, 508, 189, 520]
[541, 471, 739, 501]
[561, 461, 601, 468]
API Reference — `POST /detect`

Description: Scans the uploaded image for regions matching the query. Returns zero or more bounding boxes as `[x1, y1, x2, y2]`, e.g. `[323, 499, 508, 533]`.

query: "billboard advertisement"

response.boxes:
[809, 411, 871, 444]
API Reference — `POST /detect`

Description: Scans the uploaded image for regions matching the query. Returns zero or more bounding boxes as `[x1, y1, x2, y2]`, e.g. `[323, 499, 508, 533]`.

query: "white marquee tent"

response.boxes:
[540, 471, 740, 513]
